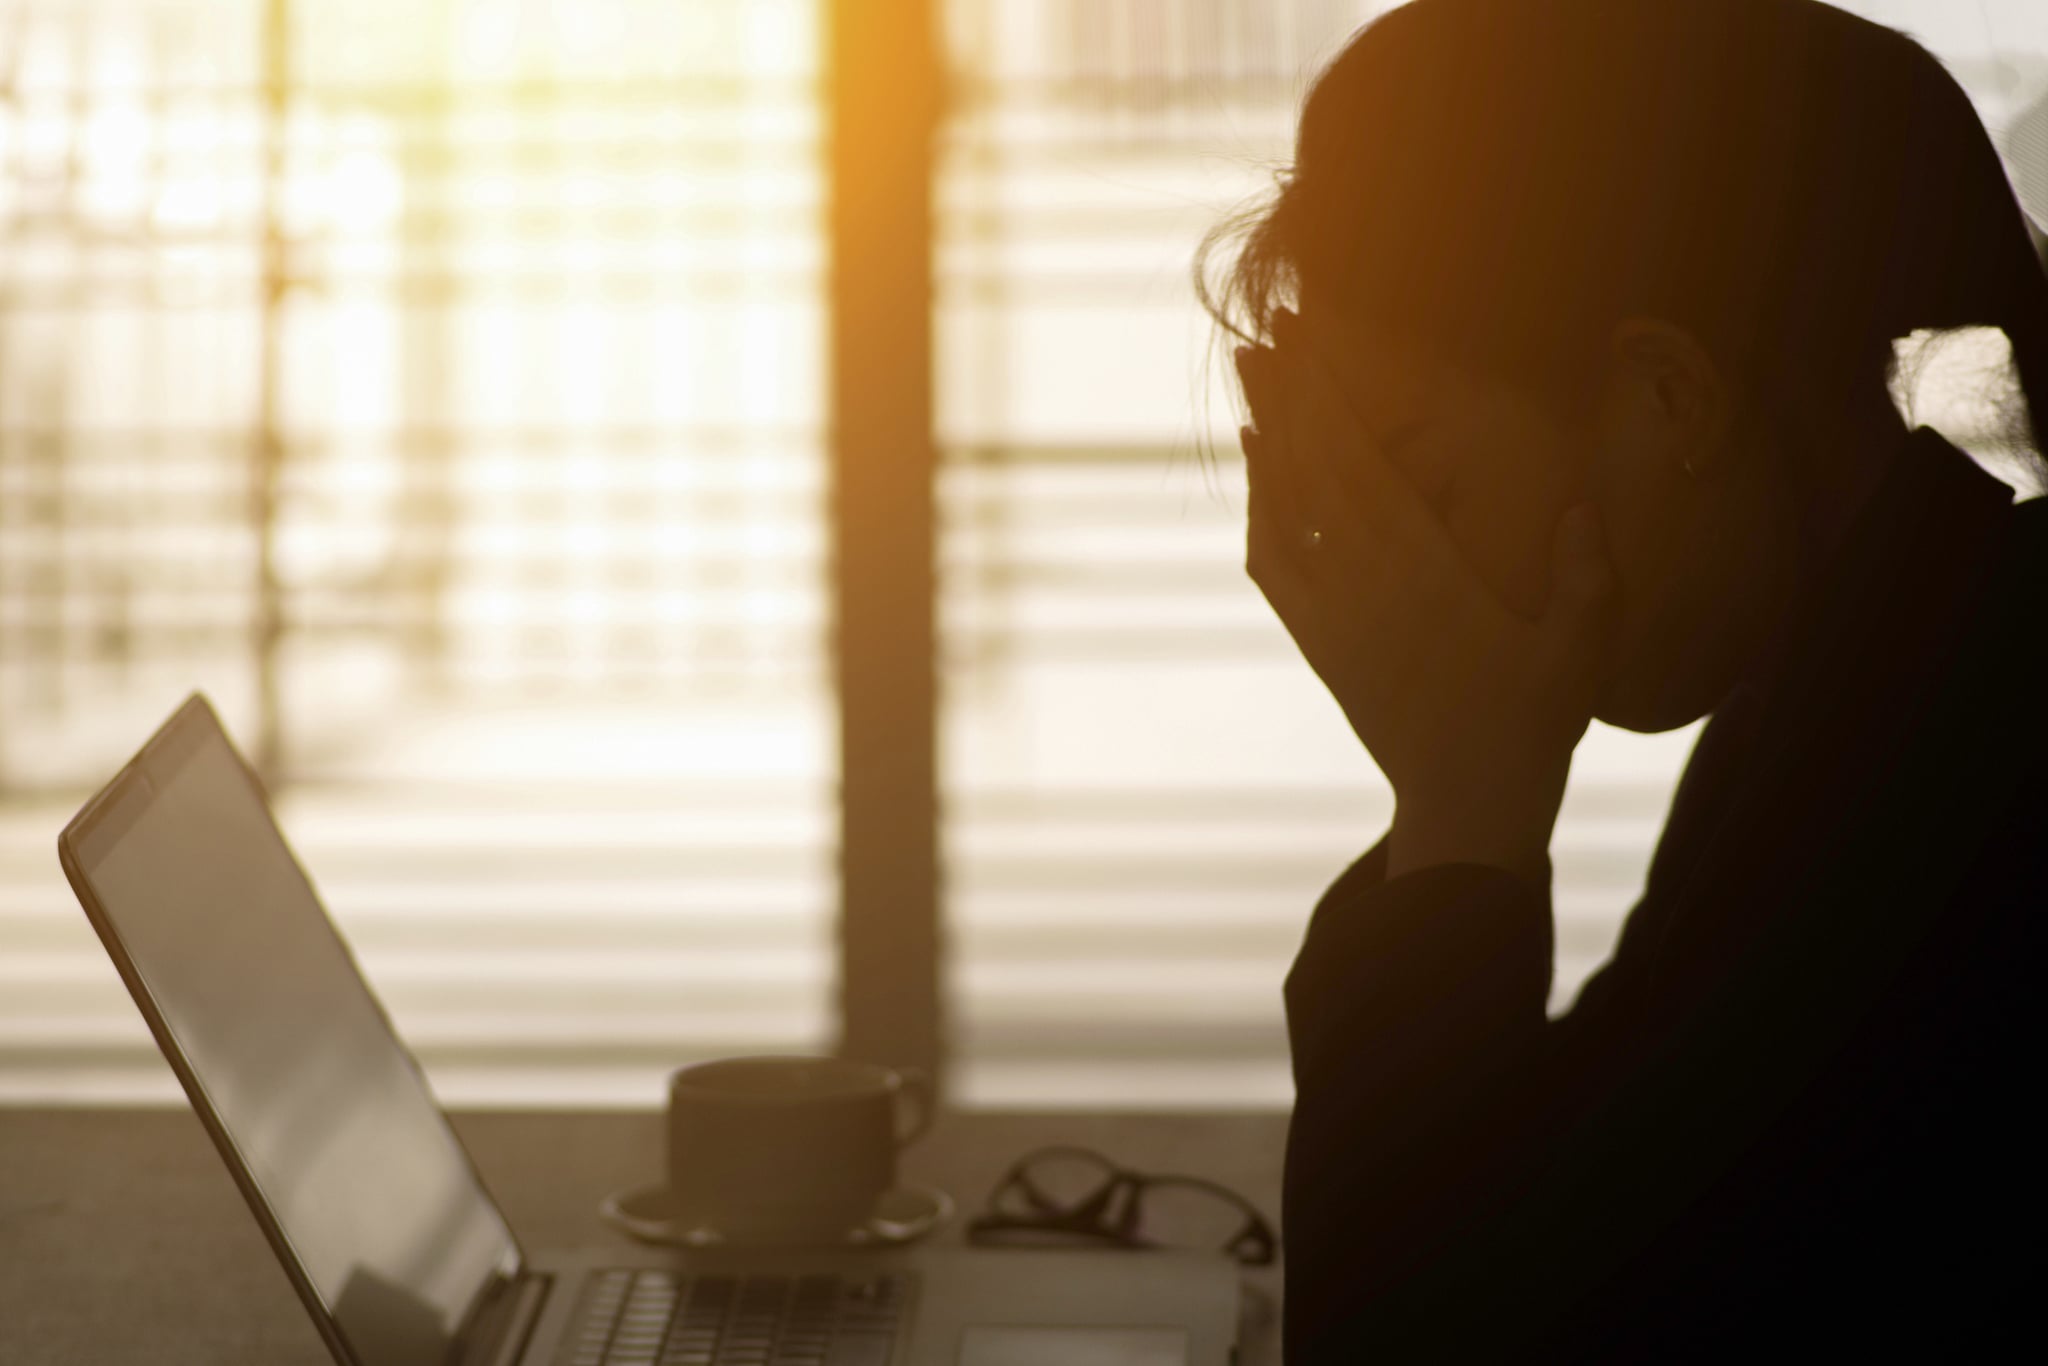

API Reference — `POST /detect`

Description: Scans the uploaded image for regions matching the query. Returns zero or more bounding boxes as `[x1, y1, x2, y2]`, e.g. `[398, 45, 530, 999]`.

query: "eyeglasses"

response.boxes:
[965, 1145, 1277, 1268]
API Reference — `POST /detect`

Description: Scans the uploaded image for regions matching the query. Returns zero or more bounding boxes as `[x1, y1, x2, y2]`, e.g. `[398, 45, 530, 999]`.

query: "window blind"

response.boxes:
[0, 0, 834, 1105]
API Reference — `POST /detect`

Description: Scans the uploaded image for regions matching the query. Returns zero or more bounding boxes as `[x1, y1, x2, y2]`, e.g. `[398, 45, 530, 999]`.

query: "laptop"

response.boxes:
[57, 695, 1242, 1366]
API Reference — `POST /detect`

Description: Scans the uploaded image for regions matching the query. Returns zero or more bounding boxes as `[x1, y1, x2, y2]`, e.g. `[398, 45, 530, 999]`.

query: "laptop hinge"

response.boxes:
[461, 1270, 552, 1366]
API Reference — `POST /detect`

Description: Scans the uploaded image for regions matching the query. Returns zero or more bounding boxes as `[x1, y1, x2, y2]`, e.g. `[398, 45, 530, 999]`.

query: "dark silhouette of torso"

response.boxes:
[1282, 426, 2048, 1362]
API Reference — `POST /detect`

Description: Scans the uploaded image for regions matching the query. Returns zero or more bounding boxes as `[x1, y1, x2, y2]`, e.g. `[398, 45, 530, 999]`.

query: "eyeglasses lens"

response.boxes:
[1012, 1149, 1119, 1215]
[1132, 1180, 1257, 1254]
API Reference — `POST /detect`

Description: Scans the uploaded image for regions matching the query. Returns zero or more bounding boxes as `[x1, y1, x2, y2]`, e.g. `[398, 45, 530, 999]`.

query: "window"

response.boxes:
[3, 0, 2043, 1108]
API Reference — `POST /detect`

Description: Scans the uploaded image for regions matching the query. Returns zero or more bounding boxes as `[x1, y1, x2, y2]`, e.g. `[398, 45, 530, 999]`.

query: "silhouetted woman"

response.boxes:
[1205, 1, 2048, 1359]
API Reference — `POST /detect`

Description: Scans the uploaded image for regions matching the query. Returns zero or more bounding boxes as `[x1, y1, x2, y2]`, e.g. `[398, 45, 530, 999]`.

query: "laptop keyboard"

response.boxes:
[560, 1269, 911, 1366]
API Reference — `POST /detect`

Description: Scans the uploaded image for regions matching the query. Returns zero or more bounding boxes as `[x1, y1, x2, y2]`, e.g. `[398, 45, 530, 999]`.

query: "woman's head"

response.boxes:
[1204, 0, 2048, 731]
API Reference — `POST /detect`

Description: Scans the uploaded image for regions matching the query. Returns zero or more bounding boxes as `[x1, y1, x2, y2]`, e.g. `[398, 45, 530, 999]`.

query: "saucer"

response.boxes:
[599, 1183, 955, 1250]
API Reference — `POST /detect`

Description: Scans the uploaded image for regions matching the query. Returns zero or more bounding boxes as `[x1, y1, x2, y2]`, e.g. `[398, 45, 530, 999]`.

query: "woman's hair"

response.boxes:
[1197, 0, 2048, 485]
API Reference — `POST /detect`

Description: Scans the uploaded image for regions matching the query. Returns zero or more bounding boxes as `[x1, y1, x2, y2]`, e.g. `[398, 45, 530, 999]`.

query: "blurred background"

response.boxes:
[2, 0, 2044, 1109]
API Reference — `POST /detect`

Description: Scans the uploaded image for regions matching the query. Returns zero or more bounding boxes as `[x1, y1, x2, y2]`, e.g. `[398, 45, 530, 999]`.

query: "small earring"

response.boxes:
[1681, 454, 1699, 481]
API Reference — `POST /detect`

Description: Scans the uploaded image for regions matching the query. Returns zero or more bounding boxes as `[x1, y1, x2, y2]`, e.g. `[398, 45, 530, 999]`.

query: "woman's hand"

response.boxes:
[1236, 310, 1618, 887]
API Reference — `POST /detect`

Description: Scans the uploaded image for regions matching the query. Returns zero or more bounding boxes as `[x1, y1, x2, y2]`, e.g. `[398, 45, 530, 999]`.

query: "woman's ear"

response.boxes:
[1598, 317, 1732, 480]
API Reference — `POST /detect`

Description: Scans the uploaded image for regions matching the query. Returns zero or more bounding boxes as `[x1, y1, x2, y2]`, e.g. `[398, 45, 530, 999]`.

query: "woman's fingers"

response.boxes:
[1270, 311, 1450, 574]
[1242, 424, 1307, 584]
[1234, 344, 1281, 436]
[1241, 426, 1325, 646]
[1261, 317, 1359, 529]
[1237, 351, 1315, 561]
[1239, 382, 1294, 511]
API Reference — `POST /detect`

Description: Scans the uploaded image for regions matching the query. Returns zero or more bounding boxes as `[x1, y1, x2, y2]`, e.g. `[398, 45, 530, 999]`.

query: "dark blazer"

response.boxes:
[1281, 426, 2048, 1362]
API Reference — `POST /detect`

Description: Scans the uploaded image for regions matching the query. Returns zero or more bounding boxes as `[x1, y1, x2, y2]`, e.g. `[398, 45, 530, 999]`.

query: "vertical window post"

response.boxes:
[827, 0, 944, 1078]
[253, 0, 290, 781]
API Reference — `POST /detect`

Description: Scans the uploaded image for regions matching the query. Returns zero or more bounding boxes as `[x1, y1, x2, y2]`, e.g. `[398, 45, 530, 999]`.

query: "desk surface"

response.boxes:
[0, 1107, 1286, 1366]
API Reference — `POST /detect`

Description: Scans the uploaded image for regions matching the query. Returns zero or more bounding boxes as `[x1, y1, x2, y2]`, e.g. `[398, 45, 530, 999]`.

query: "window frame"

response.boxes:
[825, 0, 946, 1078]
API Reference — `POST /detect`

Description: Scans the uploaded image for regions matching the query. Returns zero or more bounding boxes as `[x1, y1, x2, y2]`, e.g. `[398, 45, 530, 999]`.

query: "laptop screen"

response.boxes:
[64, 700, 519, 1366]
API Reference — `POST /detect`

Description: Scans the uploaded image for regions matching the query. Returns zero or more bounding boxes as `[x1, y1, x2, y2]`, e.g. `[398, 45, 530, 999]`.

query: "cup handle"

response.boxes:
[894, 1067, 935, 1147]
